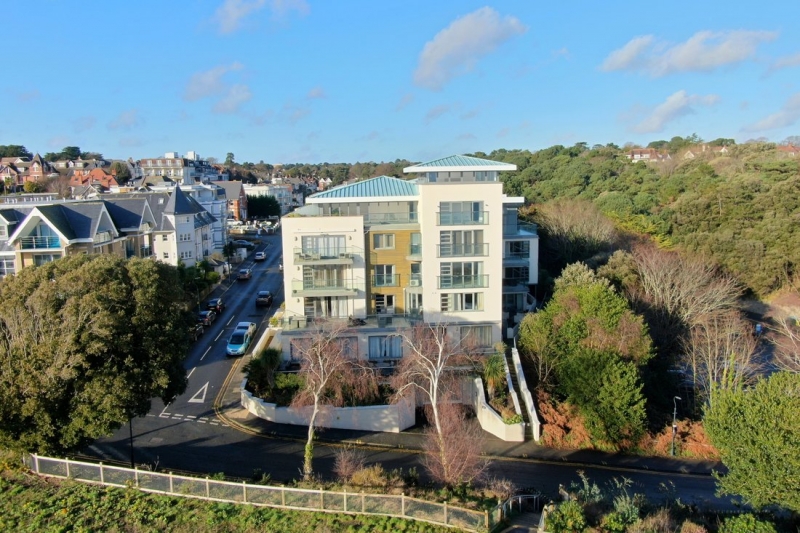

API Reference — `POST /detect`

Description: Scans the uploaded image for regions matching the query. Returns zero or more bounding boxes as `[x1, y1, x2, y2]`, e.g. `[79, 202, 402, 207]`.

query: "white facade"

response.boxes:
[244, 183, 294, 215]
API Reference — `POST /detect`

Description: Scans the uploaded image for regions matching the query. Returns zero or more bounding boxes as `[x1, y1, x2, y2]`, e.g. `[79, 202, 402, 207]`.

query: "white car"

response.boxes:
[254, 251, 266, 261]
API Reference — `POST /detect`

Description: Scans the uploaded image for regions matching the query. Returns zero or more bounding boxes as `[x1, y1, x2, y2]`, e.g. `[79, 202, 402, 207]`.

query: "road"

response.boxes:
[83, 233, 734, 510]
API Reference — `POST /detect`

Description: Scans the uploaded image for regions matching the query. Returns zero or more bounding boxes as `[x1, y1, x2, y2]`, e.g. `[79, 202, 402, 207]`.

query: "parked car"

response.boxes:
[231, 239, 255, 250]
[197, 310, 217, 326]
[254, 251, 266, 261]
[255, 290, 273, 307]
[189, 323, 204, 341]
[226, 322, 257, 357]
[207, 297, 225, 313]
[238, 268, 252, 280]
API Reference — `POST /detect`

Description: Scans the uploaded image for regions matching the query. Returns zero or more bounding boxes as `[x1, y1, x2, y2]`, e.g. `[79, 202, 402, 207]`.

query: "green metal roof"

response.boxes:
[403, 154, 516, 173]
[310, 175, 418, 199]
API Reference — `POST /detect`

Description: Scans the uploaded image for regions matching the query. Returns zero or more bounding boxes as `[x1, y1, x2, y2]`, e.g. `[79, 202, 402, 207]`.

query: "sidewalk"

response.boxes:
[214, 329, 722, 478]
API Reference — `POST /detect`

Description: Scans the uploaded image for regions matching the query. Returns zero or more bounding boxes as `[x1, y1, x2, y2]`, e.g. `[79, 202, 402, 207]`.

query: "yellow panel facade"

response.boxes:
[366, 227, 416, 315]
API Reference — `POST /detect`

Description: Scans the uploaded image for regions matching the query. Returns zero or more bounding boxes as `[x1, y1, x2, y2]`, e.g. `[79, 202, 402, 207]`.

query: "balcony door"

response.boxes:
[301, 235, 345, 259]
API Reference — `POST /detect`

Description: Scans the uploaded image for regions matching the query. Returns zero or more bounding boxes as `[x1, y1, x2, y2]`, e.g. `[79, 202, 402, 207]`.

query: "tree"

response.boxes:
[0, 255, 192, 454]
[770, 310, 800, 373]
[391, 322, 483, 483]
[290, 320, 375, 480]
[482, 352, 505, 399]
[22, 181, 45, 193]
[110, 161, 131, 182]
[0, 145, 32, 158]
[681, 311, 763, 407]
[247, 195, 281, 218]
[421, 400, 489, 486]
[704, 372, 800, 512]
[224, 152, 235, 166]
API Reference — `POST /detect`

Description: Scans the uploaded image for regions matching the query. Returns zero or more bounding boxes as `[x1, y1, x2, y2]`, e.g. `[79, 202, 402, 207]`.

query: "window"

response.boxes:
[161, 235, 168, 241]
[440, 292, 482, 312]
[508, 241, 530, 258]
[0, 257, 15, 276]
[33, 254, 61, 266]
[504, 266, 529, 283]
[409, 233, 421, 255]
[374, 294, 395, 314]
[180, 251, 193, 259]
[179, 233, 191, 242]
[373, 265, 395, 286]
[301, 235, 346, 257]
[460, 326, 493, 348]
[373, 233, 395, 250]
[439, 230, 484, 256]
[439, 201, 484, 225]
[368, 336, 403, 360]
[0, 226, 7, 240]
[163, 252, 169, 259]
[440, 261, 484, 288]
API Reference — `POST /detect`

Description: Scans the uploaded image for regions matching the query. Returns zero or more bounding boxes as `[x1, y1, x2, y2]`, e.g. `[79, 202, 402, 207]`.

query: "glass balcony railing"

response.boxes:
[19, 236, 60, 249]
[503, 222, 538, 236]
[437, 243, 489, 257]
[362, 212, 418, 225]
[293, 247, 361, 263]
[372, 274, 399, 287]
[437, 211, 488, 226]
[437, 274, 489, 289]
[408, 243, 422, 255]
[291, 279, 362, 294]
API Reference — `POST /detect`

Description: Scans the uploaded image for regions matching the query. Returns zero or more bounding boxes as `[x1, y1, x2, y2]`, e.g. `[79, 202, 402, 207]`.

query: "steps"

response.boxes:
[505, 347, 534, 440]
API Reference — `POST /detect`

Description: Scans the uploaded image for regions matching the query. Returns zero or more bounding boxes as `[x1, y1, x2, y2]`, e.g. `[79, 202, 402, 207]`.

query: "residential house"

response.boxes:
[243, 183, 292, 215]
[777, 144, 798, 156]
[0, 154, 58, 189]
[139, 151, 225, 186]
[217, 181, 248, 221]
[280, 155, 538, 365]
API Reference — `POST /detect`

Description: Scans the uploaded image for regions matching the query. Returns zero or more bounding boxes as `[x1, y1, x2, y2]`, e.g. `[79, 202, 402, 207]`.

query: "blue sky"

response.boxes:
[4, 1, 800, 164]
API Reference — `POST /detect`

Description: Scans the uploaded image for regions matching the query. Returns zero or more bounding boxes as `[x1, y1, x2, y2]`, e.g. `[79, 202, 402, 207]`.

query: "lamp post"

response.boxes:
[671, 396, 682, 457]
[128, 415, 135, 469]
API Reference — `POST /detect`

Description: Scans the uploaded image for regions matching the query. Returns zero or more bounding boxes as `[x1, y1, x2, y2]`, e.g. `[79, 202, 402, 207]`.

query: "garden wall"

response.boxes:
[470, 378, 525, 442]
[241, 382, 415, 433]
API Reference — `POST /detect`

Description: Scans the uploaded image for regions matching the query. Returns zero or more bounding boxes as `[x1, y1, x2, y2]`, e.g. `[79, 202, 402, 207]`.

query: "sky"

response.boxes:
[3, 1, 800, 165]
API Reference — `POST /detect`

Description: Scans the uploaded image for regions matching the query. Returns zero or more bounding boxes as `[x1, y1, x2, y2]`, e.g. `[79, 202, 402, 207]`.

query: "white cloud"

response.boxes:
[306, 86, 326, 99]
[414, 7, 527, 90]
[108, 109, 143, 131]
[396, 93, 414, 111]
[424, 104, 450, 123]
[742, 92, 800, 132]
[632, 90, 719, 133]
[213, 84, 253, 114]
[769, 52, 800, 73]
[601, 30, 777, 77]
[184, 62, 244, 101]
[213, 0, 309, 34]
[73, 116, 96, 133]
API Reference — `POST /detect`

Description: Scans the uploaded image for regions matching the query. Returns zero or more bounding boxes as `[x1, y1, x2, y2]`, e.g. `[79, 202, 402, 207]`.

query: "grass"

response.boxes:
[0, 469, 460, 533]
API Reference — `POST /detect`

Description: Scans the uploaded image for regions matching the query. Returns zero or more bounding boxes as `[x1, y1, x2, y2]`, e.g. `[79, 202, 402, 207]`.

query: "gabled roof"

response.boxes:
[164, 186, 203, 215]
[309, 175, 418, 200]
[103, 198, 154, 230]
[215, 180, 244, 199]
[403, 155, 516, 173]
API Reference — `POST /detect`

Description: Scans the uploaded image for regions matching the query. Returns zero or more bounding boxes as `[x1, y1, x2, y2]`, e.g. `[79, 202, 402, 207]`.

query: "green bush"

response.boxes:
[546, 500, 587, 533]
[206, 271, 221, 284]
[718, 513, 777, 533]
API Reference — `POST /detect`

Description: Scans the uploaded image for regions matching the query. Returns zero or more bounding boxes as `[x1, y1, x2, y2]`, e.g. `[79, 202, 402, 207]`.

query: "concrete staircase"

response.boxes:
[504, 347, 534, 440]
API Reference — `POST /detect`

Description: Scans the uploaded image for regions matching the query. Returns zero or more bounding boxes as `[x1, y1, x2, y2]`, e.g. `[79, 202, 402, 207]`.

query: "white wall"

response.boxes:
[470, 378, 525, 442]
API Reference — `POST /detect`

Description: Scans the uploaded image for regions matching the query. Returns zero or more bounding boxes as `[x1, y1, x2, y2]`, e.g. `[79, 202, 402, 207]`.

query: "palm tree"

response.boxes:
[482, 353, 506, 399]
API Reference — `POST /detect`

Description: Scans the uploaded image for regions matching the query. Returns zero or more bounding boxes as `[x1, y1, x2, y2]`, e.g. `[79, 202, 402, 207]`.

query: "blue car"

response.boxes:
[226, 322, 257, 357]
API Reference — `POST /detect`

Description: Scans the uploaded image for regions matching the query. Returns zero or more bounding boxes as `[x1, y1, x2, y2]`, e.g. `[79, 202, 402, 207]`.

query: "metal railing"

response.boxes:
[437, 211, 489, 226]
[438, 274, 489, 289]
[23, 454, 490, 532]
[293, 247, 361, 263]
[290, 279, 363, 295]
[19, 235, 60, 249]
[437, 243, 489, 257]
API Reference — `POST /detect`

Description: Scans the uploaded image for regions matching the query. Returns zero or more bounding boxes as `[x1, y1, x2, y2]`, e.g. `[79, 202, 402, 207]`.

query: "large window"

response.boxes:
[440, 292, 482, 312]
[373, 264, 396, 286]
[301, 234, 346, 258]
[372, 233, 395, 250]
[439, 261, 485, 288]
[460, 325, 493, 349]
[33, 254, 61, 266]
[507, 240, 530, 258]
[0, 257, 15, 276]
[439, 201, 484, 225]
[368, 335, 403, 360]
[439, 229, 484, 257]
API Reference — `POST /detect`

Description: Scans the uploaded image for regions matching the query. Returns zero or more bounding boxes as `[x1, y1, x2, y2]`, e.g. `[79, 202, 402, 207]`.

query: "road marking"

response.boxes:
[226, 315, 235, 326]
[215, 329, 225, 342]
[185, 415, 197, 419]
[188, 382, 209, 404]
[200, 346, 211, 361]
[159, 413, 172, 418]
[187, 367, 196, 378]
[159, 402, 171, 416]
[197, 419, 207, 424]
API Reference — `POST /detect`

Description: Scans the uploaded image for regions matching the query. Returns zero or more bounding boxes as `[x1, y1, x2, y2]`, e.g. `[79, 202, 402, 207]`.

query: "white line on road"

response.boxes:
[200, 346, 211, 361]
[159, 402, 171, 416]
[159, 413, 172, 418]
[197, 419, 207, 424]
[188, 382, 209, 403]
[187, 367, 196, 378]
[185, 415, 197, 419]
[226, 315, 235, 326]
[214, 330, 224, 342]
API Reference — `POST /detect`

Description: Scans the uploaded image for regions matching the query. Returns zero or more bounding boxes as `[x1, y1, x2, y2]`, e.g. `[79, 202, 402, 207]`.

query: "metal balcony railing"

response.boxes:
[437, 243, 489, 257]
[438, 274, 489, 289]
[293, 247, 361, 263]
[437, 211, 488, 226]
[19, 236, 60, 249]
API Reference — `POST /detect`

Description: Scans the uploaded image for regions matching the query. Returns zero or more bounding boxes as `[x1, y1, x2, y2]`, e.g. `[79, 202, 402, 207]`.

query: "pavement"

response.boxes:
[213, 328, 723, 479]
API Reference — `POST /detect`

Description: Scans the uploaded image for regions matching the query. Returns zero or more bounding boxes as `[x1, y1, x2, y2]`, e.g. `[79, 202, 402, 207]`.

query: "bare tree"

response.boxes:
[536, 200, 618, 266]
[391, 322, 484, 485]
[632, 246, 742, 327]
[771, 314, 800, 373]
[421, 399, 489, 486]
[291, 320, 376, 480]
[681, 311, 764, 406]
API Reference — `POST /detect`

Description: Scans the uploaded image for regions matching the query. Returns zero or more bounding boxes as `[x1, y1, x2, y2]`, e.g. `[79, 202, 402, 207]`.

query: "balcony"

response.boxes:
[437, 243, 489, 258]
[503, 222, 538, 236]
[438, 274, 489, 289]
[280, 313, 423, 332]
[19, 236, 60, 250]
[293, 247, 361, 265]
[291, 279, 363, 297]
[437, 211, 488, 226]
[362, 212, 418, 225]
[372, 274, 399, 287]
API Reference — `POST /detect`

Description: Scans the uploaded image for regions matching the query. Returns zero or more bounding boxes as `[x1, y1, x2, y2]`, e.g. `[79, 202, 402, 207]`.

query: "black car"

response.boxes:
[255, 290, 273, 307]
[207, 298, 225, 313]
[197, 310, 217, 326]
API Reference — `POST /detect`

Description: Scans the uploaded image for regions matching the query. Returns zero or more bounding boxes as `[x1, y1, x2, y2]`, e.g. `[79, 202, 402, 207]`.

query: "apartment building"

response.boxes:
[280, 155, 538, 364]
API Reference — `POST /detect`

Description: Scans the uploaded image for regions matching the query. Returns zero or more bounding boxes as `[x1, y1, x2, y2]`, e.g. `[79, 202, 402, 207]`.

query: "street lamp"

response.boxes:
[671, 396, 682, 457]
[128, 414, 135, 469]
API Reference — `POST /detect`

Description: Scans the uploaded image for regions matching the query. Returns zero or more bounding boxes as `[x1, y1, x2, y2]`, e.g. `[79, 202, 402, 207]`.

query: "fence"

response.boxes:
[24, 454, 491, 532]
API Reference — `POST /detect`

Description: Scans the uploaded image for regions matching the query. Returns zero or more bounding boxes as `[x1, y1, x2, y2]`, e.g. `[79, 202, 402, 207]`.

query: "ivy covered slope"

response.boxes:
[487, 142, 800, 297]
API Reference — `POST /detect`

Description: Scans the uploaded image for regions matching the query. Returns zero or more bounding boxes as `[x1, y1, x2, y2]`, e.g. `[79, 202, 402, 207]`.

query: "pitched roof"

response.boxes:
[164, 186, 203, 215]
[309, 175, 418, 200]
[403, 155, 516, 173]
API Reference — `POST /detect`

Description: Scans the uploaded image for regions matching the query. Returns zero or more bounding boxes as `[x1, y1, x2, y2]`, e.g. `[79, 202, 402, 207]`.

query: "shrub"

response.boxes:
[349, 464, 388, 489]
[206, 271, 221, 284]
[333, 447, 366, 483]
[678, 520, 708, 533]
[484, 477, 518, 501]
[718, 514, 777, 533]
[546, 500, 587, 533]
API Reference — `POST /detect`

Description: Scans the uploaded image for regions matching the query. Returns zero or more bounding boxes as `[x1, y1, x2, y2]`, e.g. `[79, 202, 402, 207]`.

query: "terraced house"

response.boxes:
[280, 155, 538, 366]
